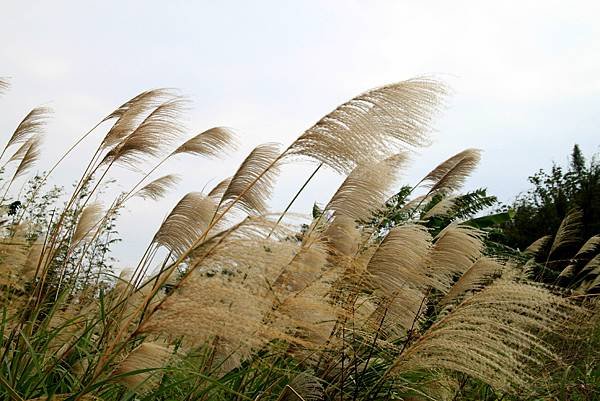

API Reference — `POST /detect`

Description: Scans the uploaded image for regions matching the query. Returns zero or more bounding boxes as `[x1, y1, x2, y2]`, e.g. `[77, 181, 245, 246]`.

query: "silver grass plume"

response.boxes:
[100, 89, 175, 149]
[549, 209, 583, 257]
[171, 126, 238, 158]
[13, 135, 43, 180]
[364, 224, 432, 331]
[72, 203, 104, 245]
[325, 154, 409, 222]
[421, 148, 481, 194]
[276, 372, 324, 401]
[393, 280, 586, 392]
[113, 341, 173, 393]
[0, 77, 9, 94]
[285, 78, 447, 174]
[102, 97, 186, 168]
[422, 196, 457, 219]
[574, 234, 600, 259]
[219, 143, 282, 215]
[207, 176, 232, 201]
[134, 174, 181, 201]
[2, 107, 50, 157]
[440, 257, 504, 305]
[152, 192, 217, 257]
[429, 224, 484, 292]
[524, 235, 552, 256]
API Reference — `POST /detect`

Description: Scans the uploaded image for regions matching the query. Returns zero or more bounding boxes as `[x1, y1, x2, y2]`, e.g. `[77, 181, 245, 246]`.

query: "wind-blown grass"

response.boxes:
[0, 77, 597, 401]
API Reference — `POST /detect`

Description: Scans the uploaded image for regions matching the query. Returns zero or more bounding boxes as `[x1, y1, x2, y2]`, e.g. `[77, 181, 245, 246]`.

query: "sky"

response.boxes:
[1, 0, 599, 267]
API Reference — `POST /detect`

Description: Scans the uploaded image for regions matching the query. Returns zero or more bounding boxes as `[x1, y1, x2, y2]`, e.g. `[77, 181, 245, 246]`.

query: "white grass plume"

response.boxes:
[134, 174, 181, 201]
[326, 154, 408, 222]
[285, 78, 447, 173]
[172, 126, 238, 158]
[219, 143, 281, 215]
[153, 192, 217, 257]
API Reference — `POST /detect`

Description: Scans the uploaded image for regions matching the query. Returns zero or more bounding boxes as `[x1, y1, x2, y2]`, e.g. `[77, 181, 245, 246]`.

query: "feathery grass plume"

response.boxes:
[323, 215, 362, 257]
[428, 224, 484, 292]
[277, 372, 324, 401]
[134, 174, 180, 201]
[440, 257, 504, 305]
[100, 89, 175, 149]
[6, 136, 36, 164]
[575, 254, 600, 292]
[558, 264, 576, 280]
[422, 196, 456, 219]
[143, 225, 298, 368]
[524, 235, 552, 256]
[12, 135, 43, 180]
[393, 280, 585, 393]
[274, 232, 329, 293]
[364, 224, 432, 331]
[219, 143, 281, 215]
[285, 78, 447, 174]
[72, 202, 104, 245]
[102, 97, 186, 168]
[421, 148, 481, 194]
[113, 341, 173, 393]
[325, 154, 408, 222]
[171, 126, 238, 158]
[207, 176, 231, 201]
[0, 232, 29, 290]
[46, 307, 89, 357]
[549, 209, 583, 257]
[575, 234, 600, 258]
[153, 192, 217, 257]
[1, 107, 50, 157]
[141, 217, 323, 368]
[0, 77, 9, 94]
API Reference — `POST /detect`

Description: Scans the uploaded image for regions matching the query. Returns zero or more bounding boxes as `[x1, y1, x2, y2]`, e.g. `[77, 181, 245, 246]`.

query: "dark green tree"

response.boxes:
[500, 144, 600, 251]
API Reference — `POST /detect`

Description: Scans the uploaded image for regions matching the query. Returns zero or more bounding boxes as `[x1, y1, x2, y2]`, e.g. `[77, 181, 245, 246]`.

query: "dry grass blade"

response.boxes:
[285, 78, 447, 173]
[3, 107, 50, 152]
[153, 192, 217, 256]
[13, 135, 42, 180]
[524, 235, 552, 256]
[220, 143, 281, 215]
[103, 97, 186, 168]
[549, 209, 583, 257]
[172, 126, 238, 158]
[134, 174, 181, 201]
[72, 203, 104, 245]
[393, 280, 585, 392]
[422, 148, 481, 194]
[101, 89, 175, 149]
[326, 154, 408, 222]
[113, 341, 173, 393]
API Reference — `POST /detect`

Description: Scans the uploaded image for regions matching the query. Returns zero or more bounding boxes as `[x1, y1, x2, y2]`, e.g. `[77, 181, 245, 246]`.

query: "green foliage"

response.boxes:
[500, 144, 600, 251]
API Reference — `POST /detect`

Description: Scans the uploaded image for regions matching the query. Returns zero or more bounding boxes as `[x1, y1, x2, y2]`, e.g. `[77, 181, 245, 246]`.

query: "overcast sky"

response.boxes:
[1, 1, 599, 266]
